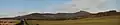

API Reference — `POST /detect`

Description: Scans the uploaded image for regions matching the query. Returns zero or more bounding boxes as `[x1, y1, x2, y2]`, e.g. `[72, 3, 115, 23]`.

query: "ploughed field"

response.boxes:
[25, 15, 120, 25]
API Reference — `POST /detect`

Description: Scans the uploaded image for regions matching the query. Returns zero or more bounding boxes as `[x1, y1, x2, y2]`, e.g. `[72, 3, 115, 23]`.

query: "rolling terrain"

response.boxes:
[26, 15, 120, 25]
[1, 10, 120, 25]
[24, 10, 120, 25]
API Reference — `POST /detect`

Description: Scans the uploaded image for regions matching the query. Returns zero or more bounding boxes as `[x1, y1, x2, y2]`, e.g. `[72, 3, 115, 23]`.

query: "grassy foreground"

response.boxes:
[26, 16, 120, 25]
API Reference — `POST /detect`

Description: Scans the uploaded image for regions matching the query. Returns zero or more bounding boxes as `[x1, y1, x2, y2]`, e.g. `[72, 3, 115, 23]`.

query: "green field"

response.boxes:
[26, 15, 120, 25]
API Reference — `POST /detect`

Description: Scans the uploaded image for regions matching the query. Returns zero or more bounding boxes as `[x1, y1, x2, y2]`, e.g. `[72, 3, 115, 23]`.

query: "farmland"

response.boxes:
[26, 15, 120, 25]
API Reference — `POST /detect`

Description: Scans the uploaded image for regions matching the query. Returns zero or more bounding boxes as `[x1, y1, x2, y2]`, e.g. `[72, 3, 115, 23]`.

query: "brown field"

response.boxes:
[0, 20, 20, 25]
[25, 15, 120, 25]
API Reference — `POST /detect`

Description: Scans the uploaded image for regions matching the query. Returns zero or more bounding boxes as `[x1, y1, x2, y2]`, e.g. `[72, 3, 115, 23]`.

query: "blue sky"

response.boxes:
[117, 0, 120, 10]
[0, 0, 71, 12]
[0, 0, 71, 17]
[0, 0, 118, 17]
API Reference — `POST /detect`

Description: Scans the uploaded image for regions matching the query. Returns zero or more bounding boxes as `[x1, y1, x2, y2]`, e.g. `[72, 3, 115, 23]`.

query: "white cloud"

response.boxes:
[72, 0, 117, 13]
[48, 0, 117, 13]
[48, 2, 79, 13]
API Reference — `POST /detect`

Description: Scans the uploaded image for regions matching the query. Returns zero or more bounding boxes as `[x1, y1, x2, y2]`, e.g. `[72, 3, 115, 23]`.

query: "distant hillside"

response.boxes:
[15, 11, 91, 20]
[1, 10, 120, 20]
[0, 18, 16, 20]
[91, 10, 120, 17]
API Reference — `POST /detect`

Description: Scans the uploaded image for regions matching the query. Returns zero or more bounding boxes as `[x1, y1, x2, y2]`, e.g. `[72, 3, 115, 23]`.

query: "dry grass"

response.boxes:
[26, 16, 120, 25]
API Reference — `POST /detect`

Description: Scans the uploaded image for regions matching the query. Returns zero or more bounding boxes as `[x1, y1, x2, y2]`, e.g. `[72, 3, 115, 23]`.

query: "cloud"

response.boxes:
[47, 1, 77, 13]
[72, 0, 117, 13]
[48, 0, 117, 13]
[49, 0, 117, 13]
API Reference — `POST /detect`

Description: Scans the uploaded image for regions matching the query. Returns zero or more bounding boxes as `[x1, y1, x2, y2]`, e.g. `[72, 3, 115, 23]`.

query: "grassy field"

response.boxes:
[26, 15, 120, 25]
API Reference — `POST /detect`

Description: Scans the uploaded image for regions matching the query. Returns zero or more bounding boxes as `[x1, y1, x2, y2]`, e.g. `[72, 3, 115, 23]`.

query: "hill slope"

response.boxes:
[26, 15, 120, 25]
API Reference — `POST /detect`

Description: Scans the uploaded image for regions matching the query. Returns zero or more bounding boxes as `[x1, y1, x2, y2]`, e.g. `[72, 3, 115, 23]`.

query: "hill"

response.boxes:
[14, 10, 120, 20]
[26, 14, 120, 25]
[15, 11, 91, 20]
[25, 10, 120, 25]
[90, 10, 120, 17]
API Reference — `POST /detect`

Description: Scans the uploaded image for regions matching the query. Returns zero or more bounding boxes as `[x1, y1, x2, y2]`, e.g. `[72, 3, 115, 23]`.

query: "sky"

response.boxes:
[0, 0, 71, 17]
[0, 0, 118, 18]
[117, 0, 120, 11]
[72, 0, 117, 13]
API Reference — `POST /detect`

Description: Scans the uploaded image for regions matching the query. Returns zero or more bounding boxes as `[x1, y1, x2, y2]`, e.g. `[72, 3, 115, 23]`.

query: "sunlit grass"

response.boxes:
[26, 16, 120, 25]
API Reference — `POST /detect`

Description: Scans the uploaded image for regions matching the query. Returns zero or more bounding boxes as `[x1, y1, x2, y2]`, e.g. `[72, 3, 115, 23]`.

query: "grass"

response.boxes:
[26, 15, 120, 25]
